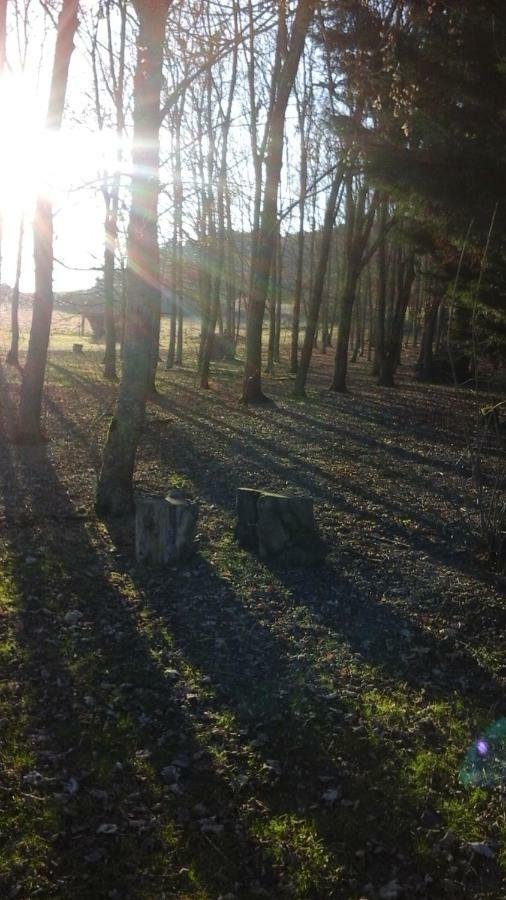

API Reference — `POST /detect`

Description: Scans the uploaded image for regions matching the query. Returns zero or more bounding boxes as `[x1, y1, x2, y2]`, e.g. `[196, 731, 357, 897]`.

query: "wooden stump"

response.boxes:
[236, 488, 326, 566]
[235, 487, 262, 549]
[135, 492, 198, 566]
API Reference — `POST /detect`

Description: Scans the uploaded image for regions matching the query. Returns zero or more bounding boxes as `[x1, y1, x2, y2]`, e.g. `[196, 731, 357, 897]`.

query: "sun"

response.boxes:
[0, 72, 44, 215]
[0, 71, 124, 221]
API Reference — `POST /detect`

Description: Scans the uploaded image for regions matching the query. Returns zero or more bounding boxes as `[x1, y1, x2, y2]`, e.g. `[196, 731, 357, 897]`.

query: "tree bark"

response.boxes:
[199, 10, 238, 389]
[330, 276, 359, 392]
[290, 71, 309, 373]
[242, 0, 316, 403]
[378, 251, 415, 386]
[418, 293, 442, 382]
[372, 200, 389, 376]
[330, 179, 382, 393]
[293, 164, 344, 397]
[6, 217, 24, 368]
[17, 0, 79, 442]
[102, 0, 126, 381]
[96, 0, 170, 516]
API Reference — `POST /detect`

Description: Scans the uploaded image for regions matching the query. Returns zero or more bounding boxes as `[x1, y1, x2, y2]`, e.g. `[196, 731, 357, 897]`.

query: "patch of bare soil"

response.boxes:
[0, 346, 505, 899]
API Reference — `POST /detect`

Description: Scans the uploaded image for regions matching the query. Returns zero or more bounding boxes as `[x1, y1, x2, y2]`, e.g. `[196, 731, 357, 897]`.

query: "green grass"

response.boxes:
[0, 339, 504, 898]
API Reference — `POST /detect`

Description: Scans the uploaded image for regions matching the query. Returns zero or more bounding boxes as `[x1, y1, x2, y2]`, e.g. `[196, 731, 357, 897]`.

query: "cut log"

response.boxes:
[235, 488, 326, 566]
[235, 487, 262, 549]
[135, 492, 198, 566]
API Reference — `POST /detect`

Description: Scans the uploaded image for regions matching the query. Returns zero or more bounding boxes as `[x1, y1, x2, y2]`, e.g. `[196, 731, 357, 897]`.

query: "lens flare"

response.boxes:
[460, 719, 506, 787]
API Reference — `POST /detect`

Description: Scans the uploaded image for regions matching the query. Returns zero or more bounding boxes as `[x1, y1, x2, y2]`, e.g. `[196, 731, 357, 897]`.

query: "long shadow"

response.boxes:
[158, 377, 472, 507]
[0, 366, 503, 897]
[111, 529, 505, 898]
[47, 360, 117, 405]
[0, 401, 284, 897]
[148, 393, 483, 581]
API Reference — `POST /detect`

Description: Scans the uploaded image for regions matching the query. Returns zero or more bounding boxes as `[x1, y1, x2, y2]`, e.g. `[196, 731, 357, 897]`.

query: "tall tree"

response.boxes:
[6, 216, 24, 369]
[96, 0, 171, 516]
[293, 161, 344, 397]
[330, 176, 381, 392]
[290, 55, 312, 373]
[94, 0, 127, 382]
[17, 0, 79, 443]
[199, 26, 239, 387]
[242, 0, 316, 403]
[377, 245, 415, 386]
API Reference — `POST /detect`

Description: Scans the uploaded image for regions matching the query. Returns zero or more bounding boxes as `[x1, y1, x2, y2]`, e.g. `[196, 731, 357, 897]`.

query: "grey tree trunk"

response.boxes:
[96, 0, 170, 516]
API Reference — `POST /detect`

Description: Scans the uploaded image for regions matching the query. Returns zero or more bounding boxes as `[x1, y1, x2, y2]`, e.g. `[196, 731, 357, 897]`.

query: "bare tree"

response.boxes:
[17, 0, 79, 443]
[290, 56, 313, 373]
[96, 0, 171, 515]
[6, 217, 24, 368]
[293, 162, 345, 397]
[92, 0, 128, 381]
[242, 0, 316, 403]
[199, 1, 239, 388]
[330, 176, 384, 393]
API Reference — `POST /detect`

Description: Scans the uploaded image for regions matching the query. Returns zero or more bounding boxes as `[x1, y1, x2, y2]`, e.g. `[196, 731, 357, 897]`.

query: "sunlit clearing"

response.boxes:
[0, 72, 124, 218]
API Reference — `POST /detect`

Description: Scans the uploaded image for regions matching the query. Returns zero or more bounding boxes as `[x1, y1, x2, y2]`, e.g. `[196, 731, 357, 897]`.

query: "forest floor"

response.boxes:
[0, 327, 505, 899]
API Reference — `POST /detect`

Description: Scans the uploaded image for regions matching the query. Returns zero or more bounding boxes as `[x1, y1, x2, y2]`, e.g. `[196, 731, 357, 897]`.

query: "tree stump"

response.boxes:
[210, 334, 235, 361]
[235, 487, 262, 549]
[72, 343, 83, 354]
[135, 492, 198, 566]
[236, 488, 326, 566]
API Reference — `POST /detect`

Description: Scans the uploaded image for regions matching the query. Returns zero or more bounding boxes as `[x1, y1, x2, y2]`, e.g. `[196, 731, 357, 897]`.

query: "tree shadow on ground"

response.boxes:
[0, 361, 502, 897]
[147, 391, 486, 584]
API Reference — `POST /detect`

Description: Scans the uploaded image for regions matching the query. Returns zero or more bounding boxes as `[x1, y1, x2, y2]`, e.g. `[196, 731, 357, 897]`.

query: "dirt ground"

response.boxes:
[0, 325, 505, 899]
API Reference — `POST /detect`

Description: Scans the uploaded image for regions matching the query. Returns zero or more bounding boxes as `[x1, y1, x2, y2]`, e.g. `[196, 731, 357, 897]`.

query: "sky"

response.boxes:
[1, 1, 331, 296]
[1, 2, 125, 294]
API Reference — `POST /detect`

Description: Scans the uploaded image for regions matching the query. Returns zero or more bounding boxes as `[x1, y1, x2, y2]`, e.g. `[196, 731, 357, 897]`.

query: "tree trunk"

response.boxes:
[6, 216, 24, 368]
[274, 235, 283, 363]
[290, 81, 308, 373]
[265, 240, 277, 374]
[167, 90, 186, 370]
[293, 164, 343, 397]
[372, 201, 388, 376]
[96, 0, 170, 516]
[17, 0, 79, 443]
[199, 13, 238, 389]
[330, 178, 382, 393]
[418, 293, 441, 382]
[330, 278, 358, 393]
[242, 0, 316, 403]
[102, 0, 126, 381]
[378, 252, 415, 387]
[166, 240, 177, 369]
[103, 198, 118, 380]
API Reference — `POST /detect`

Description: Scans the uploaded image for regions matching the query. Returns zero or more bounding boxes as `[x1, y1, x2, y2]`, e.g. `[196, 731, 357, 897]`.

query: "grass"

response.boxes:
[0, 318, 505, 897]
